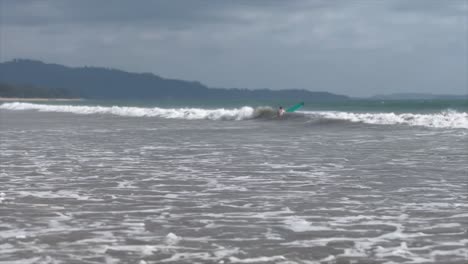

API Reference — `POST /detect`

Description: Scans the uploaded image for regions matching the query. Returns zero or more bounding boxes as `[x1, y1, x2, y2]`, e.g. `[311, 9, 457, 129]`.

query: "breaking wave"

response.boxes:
[0, 102, 259, 120]
[311, 110, 468, 129]
[1, 102, 467, 129]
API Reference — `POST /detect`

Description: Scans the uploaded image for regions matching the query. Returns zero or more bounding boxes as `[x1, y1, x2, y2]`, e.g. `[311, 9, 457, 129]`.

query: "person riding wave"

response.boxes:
[277, 106, 285, 117]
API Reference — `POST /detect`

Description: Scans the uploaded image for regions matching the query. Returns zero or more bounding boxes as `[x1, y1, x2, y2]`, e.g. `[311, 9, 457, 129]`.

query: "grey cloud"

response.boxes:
[390, 0, 467, 16]
[2, 0, 351, 27]
[1, 0, 466, 96]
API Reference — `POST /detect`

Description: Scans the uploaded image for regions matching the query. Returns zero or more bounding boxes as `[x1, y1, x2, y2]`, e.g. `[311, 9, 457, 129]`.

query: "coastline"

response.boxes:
[0, 97, 83, 102]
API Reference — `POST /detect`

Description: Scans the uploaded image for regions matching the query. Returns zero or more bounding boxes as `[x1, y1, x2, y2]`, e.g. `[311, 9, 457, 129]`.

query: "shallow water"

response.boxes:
[1, 109, 467, 264]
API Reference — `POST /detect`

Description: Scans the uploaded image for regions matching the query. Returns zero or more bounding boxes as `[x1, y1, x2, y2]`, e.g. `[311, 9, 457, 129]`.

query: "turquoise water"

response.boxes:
[16, 98, 468, 114]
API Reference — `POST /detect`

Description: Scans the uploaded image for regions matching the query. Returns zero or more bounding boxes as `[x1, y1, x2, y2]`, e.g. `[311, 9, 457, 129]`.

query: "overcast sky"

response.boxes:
[1, 0, 467, 96]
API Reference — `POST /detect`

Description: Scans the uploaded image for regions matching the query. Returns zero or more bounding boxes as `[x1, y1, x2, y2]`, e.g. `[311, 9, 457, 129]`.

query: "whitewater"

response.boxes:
[1, 100, 467, 264]
[1, 102, 468, 129]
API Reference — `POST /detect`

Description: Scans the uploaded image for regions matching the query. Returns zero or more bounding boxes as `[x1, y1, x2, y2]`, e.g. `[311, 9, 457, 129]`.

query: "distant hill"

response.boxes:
[0, 82, 77, 98]
[371, 93, 468, 100]
[0, 59, 349, 101]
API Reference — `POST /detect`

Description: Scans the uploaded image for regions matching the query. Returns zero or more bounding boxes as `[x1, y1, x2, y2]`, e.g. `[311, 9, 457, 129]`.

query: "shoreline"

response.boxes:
[0, 97, 83, 102]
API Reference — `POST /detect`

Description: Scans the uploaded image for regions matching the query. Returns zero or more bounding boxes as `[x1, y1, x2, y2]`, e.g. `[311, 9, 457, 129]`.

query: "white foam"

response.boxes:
[103, 245, 161, 257]
[430, 223, 461, 228]
[16, 190, 91, 201]
[430, 248, 468, 258]
[228, 255, 286, 263]
[320, 255, 336, 262]
[283, 216, 330, 232]
[164, 193, 178, 199]
[0, 102, 256, 121]
[309, 109, 468, 129]
[165, 232, 181, 245]
[2, 102, 467, 129]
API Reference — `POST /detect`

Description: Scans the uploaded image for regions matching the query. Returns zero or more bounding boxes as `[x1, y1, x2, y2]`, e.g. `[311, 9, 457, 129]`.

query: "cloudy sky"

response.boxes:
[1, 0, 467, 96]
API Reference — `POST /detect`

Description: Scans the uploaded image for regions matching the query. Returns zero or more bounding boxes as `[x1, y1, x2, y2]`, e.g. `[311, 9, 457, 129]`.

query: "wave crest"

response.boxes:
[1, 102, 467, 129]
[312, 110, 468, 129]
[0, 102, 257, 120]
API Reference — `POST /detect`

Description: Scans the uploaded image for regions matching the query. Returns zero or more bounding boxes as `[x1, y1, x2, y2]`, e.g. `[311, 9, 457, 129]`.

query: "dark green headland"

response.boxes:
[0, 59, 349, 101]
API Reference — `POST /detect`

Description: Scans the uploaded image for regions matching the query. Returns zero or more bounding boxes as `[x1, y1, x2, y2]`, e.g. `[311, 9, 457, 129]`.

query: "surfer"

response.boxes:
[277, 106, 285, 117]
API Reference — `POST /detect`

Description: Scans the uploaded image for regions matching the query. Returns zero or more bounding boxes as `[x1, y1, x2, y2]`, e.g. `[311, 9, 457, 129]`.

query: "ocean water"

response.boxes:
[0, 100, 467, 264]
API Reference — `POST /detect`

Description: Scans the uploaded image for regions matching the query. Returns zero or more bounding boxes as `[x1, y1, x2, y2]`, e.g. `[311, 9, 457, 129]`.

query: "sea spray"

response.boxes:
[1, 102, 467, 129]
[312, 109, 468, 129]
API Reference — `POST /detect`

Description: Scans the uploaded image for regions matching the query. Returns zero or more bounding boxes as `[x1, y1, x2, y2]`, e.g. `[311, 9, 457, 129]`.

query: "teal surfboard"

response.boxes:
[286, 102, 304, 112]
